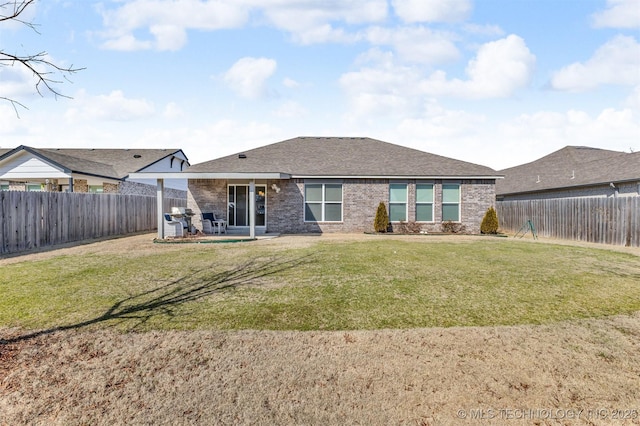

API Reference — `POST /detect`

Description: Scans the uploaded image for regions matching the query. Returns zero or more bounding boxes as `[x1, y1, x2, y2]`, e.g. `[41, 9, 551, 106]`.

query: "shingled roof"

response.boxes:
[496, 146, 640, 196]
[0, 146, 187, 180]
[188, 137, 499, 178]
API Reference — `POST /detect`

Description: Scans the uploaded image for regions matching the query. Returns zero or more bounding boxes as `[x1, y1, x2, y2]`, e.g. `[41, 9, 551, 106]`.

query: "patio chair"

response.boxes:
[164, 213, 184, 238]
[201, 212, 215, 234]
[202, 212, 226, 235]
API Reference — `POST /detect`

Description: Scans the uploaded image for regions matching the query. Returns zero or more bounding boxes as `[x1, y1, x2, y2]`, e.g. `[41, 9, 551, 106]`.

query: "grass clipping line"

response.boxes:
[1, 314, 640, 425]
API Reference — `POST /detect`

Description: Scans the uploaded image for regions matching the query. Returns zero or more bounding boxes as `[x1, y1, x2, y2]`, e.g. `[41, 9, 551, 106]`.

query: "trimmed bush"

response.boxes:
[480, 206, 499, 234]
[374, 202, 389, 233]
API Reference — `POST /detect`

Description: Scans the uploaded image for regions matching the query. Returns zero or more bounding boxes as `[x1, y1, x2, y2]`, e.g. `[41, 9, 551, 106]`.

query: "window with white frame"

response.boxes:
[389, 183, 407, 222]
[416, 183, 434, 222]
[304, 183, 342, 222]
[442, 183, 461, 221]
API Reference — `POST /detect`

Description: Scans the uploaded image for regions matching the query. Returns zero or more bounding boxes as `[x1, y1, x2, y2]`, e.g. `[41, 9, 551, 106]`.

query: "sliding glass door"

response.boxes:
[228, 185, 266, 227]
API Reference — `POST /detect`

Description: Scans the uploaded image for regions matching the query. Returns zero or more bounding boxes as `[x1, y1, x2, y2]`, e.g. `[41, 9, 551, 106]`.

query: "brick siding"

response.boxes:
[187, 178, 496, 234]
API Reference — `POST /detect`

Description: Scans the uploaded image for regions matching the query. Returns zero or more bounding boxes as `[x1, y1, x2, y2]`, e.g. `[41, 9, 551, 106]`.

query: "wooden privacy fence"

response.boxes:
[1, 191, 185, 255]
[497, 197, 640, 247]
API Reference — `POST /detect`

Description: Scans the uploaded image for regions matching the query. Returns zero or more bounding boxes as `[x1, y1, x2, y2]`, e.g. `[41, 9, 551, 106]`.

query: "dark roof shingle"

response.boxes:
[496, 146, 640, 195]
[189, 137, 498, 177]
[1, 147, 186, 180]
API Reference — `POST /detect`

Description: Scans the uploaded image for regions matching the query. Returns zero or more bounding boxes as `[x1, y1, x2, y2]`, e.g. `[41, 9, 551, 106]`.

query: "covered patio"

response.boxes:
[128, 171, 290, 240]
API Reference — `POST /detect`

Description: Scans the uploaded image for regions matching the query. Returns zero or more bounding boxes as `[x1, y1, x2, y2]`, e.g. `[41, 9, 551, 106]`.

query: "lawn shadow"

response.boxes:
[1, 253, 315, 344]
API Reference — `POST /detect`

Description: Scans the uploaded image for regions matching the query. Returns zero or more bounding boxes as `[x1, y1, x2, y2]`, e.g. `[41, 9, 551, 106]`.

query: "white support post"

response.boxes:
[157, 178, 165, 239]
[249, 180, 256, 239]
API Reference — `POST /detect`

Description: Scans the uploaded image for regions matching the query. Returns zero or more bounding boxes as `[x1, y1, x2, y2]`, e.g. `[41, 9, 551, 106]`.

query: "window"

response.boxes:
[389, 183, 407, 222]
[89, 185, 104, 194]
[442, 183, 460, 222]
[26, 183, 42, 192]
[416, 184, 434, 222]
[304, 183, 342, 222]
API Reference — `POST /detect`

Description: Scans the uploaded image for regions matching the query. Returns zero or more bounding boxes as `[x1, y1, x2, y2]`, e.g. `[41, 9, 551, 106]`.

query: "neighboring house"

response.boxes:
[0, 146, 190, 198]
[131, 137, 501, 236]
[496, 146, 640, 201]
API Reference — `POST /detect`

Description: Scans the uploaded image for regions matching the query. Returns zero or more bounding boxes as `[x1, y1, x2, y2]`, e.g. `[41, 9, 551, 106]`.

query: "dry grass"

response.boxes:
[1, 314, 640, 425]
[1, 233, 640, 425]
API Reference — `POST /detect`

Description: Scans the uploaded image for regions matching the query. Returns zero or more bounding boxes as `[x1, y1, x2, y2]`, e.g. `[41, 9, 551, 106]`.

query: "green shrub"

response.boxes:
[480, 206, 499, 234]
[374, 202, 389, 233]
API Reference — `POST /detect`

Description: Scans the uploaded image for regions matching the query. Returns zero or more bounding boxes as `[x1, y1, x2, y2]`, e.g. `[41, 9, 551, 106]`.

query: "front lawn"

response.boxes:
[1, 236, 639, 331]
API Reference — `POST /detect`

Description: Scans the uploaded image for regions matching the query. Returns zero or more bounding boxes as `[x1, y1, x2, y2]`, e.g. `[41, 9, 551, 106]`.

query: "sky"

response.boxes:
[0, 0, 639, 170]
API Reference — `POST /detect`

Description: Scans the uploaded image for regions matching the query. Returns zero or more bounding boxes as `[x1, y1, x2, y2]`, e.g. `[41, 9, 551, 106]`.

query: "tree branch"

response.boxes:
[1, 0, 85, 113]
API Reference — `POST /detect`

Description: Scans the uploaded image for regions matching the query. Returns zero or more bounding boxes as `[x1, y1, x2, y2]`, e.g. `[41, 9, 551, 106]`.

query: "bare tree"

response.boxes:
[0, 0, 84, 113]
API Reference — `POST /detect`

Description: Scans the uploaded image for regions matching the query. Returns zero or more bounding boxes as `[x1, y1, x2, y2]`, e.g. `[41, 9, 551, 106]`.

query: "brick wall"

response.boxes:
[187, 178, 496, 234]
[119, 180, 187, 199]
[73, 179, 89, 193]
[187, 179, 228, 231]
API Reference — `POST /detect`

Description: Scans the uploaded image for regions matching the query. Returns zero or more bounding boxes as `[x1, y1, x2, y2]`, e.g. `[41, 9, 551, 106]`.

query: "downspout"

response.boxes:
[249, 180, 256, 239]
[157, 178, 165, 239]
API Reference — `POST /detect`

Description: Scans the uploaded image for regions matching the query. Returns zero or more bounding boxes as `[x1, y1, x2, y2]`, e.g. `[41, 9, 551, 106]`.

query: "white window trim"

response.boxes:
[442, 183, 461, 222]
[415, 183, 434, 223]
[304, 183, 343, 223]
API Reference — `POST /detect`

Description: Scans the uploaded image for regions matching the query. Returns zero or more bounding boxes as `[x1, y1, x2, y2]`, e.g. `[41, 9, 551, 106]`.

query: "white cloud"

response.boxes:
[592, 0, 640, 29]
[501, 108, 640, 158]
[550, 35, 640, 92]
[463, 23, 505, 37]
[64, 90, 155, 122]
[398, 101, 486, 139]
[339, 60, 423, 118]
[163, 102, 184, 119]
[0, 64, 37, 99]
[421, 34, 536, 98]
[96, 0, 389, 49]
[282, 77, 300, 89]
[624, 85, 640, 110]
[149, 24, 188, 51]
[365, 26, 460, 64]
[254, 0, 387, 44]
[272, 100, 307, 118]
[392, 0, 472, 23]
[97, 0, 250, 51]
[223, 57, 277, 99]
[136, 119, 283, 163]
[339, 35, 534, 123]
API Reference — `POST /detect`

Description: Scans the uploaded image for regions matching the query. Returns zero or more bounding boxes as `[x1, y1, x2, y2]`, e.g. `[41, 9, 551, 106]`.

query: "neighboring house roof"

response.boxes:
[0, 146, 189, 181]
[187, 137, 499, 178]
[496, 146, 640, 196]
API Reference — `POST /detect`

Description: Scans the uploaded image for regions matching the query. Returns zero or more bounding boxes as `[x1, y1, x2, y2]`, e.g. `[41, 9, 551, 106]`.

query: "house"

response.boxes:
[496, 146, 640, 201]
[131, 137, 501, 237]
[0, 146, 189, 198]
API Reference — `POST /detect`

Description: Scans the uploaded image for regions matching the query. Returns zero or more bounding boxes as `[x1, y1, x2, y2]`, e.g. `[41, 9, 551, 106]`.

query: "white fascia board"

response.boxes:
[73, 173, 121, 185]
[293, 175, 504, 180]
[128, 172, 291, 180]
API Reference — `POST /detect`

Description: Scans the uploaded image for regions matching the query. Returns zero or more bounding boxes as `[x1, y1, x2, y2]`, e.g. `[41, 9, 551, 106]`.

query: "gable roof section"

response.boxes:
[496, 146, 640, 195]
[187, 137, 499, 178]
[0, 146, 187, 181]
